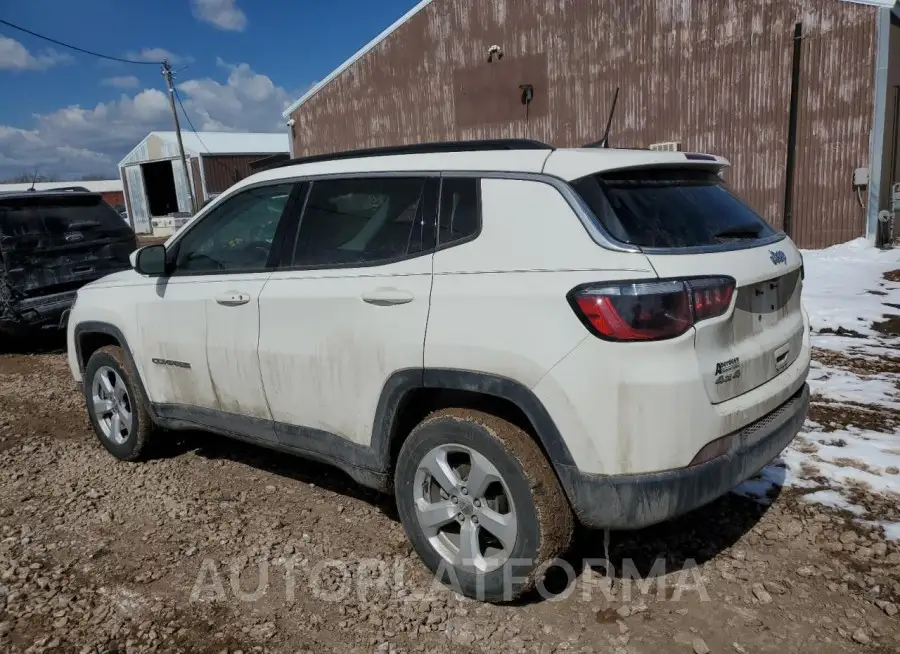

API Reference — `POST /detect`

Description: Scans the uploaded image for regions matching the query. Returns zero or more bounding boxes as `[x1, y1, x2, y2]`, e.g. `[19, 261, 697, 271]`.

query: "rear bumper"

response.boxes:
[0, 290, 76, 332]
[556, 383, 809, 529]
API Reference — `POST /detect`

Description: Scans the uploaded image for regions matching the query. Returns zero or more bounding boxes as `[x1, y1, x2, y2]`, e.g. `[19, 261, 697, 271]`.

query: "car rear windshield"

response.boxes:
[571, 168, 778, 248]
[0, 193, 129, 237]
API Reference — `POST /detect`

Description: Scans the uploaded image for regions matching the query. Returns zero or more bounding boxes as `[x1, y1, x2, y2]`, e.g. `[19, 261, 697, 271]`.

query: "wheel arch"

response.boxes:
[373, 369, 577, 474]
[73, 321, 156, 418]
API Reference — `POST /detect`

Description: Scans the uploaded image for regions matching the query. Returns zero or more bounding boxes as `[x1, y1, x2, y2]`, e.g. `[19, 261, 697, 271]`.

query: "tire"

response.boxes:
[395, 408, 574, 602]
[83, 345, 155, 461]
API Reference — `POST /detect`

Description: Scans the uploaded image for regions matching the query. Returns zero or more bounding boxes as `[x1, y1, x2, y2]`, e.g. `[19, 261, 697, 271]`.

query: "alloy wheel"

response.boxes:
[413, 444, 518, 573]
[91, 366, 132, 445]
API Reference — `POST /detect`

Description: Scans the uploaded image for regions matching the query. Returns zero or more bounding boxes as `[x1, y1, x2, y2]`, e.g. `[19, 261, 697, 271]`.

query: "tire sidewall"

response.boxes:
[395, 415, 547, 602]
[83, 350, 143, 460]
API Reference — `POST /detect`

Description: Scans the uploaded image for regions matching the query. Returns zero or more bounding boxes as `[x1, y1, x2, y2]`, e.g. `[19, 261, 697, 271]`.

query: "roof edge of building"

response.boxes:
[282, 0, 435, 119]
[840, 0, 898, 9]
[118, 132, 157, 168]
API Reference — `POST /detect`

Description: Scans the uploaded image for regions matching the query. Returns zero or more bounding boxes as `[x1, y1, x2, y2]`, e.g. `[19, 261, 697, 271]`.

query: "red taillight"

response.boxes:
[690, 277, 735, 322]
[570, 277, 735, 342]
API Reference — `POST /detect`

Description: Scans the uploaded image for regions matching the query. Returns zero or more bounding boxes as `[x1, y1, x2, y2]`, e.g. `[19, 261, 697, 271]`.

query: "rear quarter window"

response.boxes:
[571, 168, 777, 249]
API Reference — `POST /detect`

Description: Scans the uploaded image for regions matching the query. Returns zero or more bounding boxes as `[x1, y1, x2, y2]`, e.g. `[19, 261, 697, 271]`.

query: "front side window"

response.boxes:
[173, 183, 293, 274]
[291, 177, 430, 266]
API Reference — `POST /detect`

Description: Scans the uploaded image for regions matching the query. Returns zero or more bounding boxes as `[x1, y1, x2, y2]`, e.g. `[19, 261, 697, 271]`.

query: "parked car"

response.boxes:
[65, 139, 810, 602]
[0, 188, 136, 336]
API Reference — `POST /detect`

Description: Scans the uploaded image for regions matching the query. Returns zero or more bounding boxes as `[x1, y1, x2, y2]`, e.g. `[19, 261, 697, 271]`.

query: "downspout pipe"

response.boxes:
[867, 7, 892, 243]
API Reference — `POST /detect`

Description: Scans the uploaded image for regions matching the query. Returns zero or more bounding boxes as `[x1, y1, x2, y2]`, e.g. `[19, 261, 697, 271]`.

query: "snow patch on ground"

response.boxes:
[878, 521, 900, 541]
[732, 238, 900, 539]
[802, 237, 900, 345]
[808, 363, 900, 409]
[800, 490, 866, 516]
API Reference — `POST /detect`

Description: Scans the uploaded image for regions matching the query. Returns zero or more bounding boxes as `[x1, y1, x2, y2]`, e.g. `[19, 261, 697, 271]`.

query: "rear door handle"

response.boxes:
[214, 291, 250, 306]
[361, 288, 415, 306]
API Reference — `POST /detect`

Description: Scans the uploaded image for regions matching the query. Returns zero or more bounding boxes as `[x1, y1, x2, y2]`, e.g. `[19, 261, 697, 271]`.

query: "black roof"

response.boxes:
[262, 139, 554, 172]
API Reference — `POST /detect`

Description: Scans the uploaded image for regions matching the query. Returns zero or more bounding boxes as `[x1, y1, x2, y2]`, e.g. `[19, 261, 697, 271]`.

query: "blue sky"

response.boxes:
[0, 0, 418, 179]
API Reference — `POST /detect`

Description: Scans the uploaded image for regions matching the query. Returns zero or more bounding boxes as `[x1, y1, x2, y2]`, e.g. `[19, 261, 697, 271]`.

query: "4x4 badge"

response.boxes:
[769, 249, 787, 265]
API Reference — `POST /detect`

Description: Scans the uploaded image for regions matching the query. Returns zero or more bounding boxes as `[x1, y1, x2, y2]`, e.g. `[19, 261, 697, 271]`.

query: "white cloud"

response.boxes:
[101, 75, 140, 89]
[0, 36, 72, 71]
[123, 48, 192, 65]
[0, 62, 297, 179]
[177, 58, 293, 133]
[191, 0, 247, 32]
[0, 126, 113, 178]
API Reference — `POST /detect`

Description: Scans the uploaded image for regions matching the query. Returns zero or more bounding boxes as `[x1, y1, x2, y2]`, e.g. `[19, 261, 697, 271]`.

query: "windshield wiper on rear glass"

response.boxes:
[713, 227, 761, 240]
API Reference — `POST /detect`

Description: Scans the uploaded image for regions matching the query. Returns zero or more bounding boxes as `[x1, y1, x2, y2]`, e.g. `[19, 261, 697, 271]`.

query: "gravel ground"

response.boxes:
[0, 341, 898, 653]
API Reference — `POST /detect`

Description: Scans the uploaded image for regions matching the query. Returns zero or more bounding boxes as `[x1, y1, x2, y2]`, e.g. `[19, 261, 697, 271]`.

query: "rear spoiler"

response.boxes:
[543, 150, 731, 182]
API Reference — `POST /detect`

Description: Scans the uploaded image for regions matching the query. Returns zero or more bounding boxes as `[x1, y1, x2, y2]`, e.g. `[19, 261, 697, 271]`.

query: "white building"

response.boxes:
[118, 131, 289, 234]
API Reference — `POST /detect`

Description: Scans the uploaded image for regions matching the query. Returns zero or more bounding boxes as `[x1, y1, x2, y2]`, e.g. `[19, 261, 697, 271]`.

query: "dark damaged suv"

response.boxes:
[0, 188, 135, 336]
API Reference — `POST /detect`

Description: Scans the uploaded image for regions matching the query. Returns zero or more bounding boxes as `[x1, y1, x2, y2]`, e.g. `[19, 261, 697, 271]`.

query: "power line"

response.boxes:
[175, 86, 248, 194]
[174, 87, 209, 153]
[0, 17, 160, 65]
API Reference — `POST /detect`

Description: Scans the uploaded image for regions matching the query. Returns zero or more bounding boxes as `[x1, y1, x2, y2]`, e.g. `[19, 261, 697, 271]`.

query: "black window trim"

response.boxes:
[435, 175, 483, 253]
[275, 174, 441, 272]
[160, 169, 785, 271]
[164, 180, 305, 278]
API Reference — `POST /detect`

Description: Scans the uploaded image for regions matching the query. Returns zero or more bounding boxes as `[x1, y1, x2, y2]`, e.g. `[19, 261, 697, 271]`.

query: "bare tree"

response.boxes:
[0, 171, 60, 184]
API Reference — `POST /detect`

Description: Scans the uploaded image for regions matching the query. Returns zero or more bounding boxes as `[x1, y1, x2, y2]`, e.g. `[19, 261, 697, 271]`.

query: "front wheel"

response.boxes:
[83, 345, 155, 461]
[394, 409, 574, 602]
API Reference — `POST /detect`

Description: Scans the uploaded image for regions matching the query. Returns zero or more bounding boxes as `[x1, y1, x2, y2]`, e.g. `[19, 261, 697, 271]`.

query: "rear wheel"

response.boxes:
[395, 408, 573, 602]
[84, 345, 155, 461]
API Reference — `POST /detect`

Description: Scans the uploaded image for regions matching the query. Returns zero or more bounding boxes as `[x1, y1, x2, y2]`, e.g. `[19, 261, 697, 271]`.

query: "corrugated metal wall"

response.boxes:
[171, 158, 192, 214]
[201, 155, 270, 195]
[120, 134, 187, 167]
[190, 157, 205, 205]
[124, 165, 151, 233]
[288, 0, 878, 249]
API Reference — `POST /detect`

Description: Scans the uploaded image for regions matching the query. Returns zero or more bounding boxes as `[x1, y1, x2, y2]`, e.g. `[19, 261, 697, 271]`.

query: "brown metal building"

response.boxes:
[283, 0, 900, 249]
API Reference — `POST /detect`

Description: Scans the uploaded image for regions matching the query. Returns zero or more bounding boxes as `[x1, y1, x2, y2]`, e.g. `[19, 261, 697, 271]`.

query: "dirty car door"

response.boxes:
[139, 183, 298, 442]
[258, 176, 437, 449]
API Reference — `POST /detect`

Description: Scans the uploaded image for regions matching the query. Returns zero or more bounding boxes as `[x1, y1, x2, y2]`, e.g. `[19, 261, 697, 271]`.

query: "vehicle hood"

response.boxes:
[79, 268, 141, 290]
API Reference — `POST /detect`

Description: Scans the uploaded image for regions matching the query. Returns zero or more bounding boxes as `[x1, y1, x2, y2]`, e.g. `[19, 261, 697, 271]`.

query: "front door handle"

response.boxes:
[361, 288, 415, 306]
[215, 291, 250, 306]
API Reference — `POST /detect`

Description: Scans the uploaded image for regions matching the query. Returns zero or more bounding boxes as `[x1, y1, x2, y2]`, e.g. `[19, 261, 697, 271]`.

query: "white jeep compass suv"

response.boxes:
[66, 139, 810, 602]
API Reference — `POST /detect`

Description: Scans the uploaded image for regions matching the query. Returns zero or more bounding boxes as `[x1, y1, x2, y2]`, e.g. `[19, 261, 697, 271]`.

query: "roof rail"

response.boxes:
[27, 185, 93, 193]
[263, 139, 554, 172]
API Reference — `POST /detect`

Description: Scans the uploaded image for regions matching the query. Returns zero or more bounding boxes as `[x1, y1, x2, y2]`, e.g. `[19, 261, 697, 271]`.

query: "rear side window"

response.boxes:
[571, 168, 777, 248]
[438, 178, 479, 246]
[292, 177, 432, 266]
[0, 193, 130, 237]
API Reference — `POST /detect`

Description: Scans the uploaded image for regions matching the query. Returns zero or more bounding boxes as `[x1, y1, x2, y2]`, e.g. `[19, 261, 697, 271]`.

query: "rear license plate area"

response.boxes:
[750, 279, 783, 330]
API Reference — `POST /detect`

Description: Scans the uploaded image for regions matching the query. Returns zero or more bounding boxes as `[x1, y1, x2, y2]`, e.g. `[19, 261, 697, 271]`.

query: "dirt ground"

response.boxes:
[0, 342, 898, 653]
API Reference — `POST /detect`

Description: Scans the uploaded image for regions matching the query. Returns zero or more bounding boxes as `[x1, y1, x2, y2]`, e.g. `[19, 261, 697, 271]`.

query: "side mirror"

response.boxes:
[133, 244, 167, 276]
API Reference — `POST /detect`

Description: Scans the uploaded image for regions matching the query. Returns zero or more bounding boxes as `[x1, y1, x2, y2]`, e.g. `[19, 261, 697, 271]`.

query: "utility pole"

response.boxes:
[162, 59, 197, 214]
